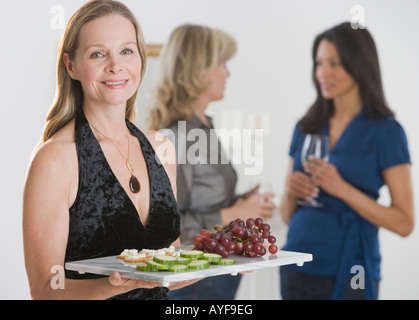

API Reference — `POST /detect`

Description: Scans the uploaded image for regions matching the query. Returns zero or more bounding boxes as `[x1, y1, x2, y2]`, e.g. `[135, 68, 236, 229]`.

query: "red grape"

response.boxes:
[249, 228, 258, 236]
[224, 232, 233, 240]
[229, 221, 239, 229]
[212, 232, 222, 241]
[200, 229, 211, 239]
[221, 250, 229, 258]
[243, 241, 253, 253]
[220, 236, 230, 247]
[255, 217, 263, 228]
[194, 235, 207, 245]
[249, 234, 259, 244]
[269, 244, 278, 254]
[232, 227, 245, 238]
[253, 243, 263, 255]
[206, 238, 217, 250]
[246, 218, 255, 228]
[259, 246, 266, 256]
[234, 242, 244, 254]
[195, 243, 204, 251]
[261, 223, 270, 231]
[237, 219, 245, 227]
[215, 244, 226, 255]
[226, 241, 236, 252]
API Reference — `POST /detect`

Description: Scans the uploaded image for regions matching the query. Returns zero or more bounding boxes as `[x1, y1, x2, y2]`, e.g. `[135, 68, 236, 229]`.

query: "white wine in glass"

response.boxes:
[298, 134, 330, 207]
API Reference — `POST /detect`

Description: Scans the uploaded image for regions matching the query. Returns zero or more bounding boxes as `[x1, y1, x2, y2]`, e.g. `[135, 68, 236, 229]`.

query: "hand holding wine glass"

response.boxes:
[298, 134, 330, 207]
[221, 180, 275, 225]
[303, 156, 348, 200]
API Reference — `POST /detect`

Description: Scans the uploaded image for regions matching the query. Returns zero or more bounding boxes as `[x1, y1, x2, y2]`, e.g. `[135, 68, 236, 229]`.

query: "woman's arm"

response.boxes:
[307, 158, 414, 237]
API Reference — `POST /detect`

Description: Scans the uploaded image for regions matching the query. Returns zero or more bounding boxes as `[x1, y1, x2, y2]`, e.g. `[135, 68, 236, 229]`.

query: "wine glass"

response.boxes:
[247, 180, 274, 203]
[298, 134, 330, 207]
[258, 181, 272, 195]
[258, 181, 273, 204]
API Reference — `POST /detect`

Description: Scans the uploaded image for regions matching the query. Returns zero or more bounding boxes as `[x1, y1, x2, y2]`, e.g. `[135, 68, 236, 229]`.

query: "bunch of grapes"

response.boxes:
[193, 217, 278, 258]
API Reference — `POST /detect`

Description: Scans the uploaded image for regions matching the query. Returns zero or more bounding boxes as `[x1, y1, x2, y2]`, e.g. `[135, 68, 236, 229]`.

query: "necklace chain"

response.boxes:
[89, 123, 135, 175]
[88, 120, 141, 194]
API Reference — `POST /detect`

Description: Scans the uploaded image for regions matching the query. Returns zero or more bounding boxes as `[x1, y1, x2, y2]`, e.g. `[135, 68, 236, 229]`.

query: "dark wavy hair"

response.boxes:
[299, 22, 394, 133]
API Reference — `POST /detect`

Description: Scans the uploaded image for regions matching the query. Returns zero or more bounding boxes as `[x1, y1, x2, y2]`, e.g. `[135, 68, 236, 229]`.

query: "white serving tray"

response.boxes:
[65, 249, 312, 287]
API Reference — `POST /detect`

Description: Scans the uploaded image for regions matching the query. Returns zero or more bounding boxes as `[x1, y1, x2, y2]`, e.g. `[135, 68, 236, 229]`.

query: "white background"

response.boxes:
[1, 0, 418, 299]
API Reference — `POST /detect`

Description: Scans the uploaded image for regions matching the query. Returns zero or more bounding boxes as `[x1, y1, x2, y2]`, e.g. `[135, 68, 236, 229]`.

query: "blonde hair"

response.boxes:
[148, 24, 237, 130]
[41, 0, 147, 143]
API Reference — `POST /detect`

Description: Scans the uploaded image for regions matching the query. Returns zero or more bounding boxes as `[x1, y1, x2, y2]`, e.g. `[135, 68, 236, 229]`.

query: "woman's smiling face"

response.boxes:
[64, 14, 142, 108]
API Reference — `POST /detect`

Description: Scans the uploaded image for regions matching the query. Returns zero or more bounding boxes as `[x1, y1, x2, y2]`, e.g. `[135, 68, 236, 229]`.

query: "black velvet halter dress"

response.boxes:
[65, 109, 180, 300]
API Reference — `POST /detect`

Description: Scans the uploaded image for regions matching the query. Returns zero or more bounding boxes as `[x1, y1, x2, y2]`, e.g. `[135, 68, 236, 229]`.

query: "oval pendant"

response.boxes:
[129, 175, 141, 193]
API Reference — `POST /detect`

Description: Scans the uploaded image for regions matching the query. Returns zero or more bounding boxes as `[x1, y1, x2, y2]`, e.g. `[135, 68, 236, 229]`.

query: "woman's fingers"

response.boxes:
[109, 272, 163, 290]
[304, 157, 326, 178]
[290, 171, 319, 199]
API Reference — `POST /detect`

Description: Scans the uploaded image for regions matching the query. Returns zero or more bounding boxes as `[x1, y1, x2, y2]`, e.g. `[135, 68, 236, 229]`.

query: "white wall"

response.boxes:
[2, 0, 418, 300]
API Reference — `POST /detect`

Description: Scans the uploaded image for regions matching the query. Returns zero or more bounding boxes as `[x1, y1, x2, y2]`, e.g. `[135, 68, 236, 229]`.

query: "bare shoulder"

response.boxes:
[25, 119, 78, 203]
[30, 119, 77, 171]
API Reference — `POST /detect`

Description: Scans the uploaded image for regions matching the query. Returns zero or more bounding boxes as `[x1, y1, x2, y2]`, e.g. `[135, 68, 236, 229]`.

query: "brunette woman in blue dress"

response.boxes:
[279, 22, 414, 300]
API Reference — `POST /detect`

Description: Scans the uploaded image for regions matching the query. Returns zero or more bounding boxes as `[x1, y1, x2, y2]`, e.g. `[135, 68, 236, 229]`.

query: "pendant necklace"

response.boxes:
[89, 123, 141, 194]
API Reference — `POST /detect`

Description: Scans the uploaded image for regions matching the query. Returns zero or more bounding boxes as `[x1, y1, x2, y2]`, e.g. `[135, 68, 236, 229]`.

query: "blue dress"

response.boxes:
[282, 109, 410, 299]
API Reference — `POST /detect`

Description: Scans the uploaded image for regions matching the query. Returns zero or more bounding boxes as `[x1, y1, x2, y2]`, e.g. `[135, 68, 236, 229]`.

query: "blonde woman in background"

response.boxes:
[148, 24, 275, 300]
[22, 0, 195, 300]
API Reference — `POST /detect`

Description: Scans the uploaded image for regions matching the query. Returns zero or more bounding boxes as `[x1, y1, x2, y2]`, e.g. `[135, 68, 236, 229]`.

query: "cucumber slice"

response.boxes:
[136, 263, 159, 272]
[169, 264, 189, 273]
[202, 253, 222, 263]
[180, 250, 204, 259]
[136, 262, 149, 272]
[176, 257, 191, 265]
[187, 259, 210, 270]
[153, 255, 177, 265]
[212, 259, 236, 265]
[147, 260, 170, 270]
